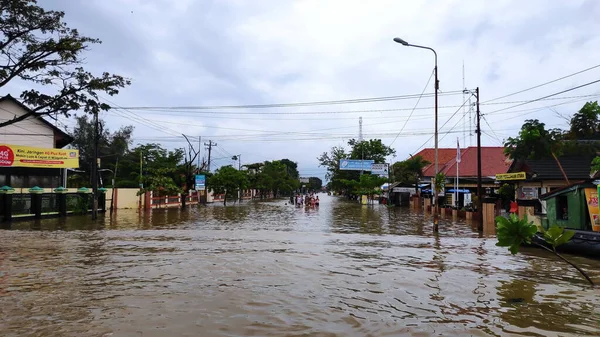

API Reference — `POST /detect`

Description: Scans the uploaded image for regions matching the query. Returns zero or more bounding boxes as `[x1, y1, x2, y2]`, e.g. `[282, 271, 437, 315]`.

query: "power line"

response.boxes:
[389, 68, 434, 147]
[119, 90, 465, 111]
[484, 63, 600, 103]
[485, 79, 600, 115]
[111, 94, 598, 117]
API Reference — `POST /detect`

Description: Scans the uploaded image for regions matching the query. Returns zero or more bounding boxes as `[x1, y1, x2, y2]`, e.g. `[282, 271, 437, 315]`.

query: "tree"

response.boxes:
[567, 101, 600, 140]
[116, 143, 183, 189]
[178, 135, 204, 209]
[348, 138, 396, 163]
[504, 119, 569, 184]
[308, 177, 323, 191]
[318, 139, 394, 196]
[392, 155, 430, 194]
[0, 0, 130, 128]
[592, 157, 600, 174]
[341, 174, 387, 201]
[69, 115, 133, 187]
[208, 165, 248, 206]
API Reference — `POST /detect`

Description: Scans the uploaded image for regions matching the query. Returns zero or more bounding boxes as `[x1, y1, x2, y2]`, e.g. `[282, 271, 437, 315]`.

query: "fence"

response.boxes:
[0, 189, 107, 222]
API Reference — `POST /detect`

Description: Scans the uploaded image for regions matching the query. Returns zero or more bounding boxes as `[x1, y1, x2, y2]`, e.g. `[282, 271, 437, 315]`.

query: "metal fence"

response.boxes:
[41, 193, 58, 213]
[12, 194, 31, 215]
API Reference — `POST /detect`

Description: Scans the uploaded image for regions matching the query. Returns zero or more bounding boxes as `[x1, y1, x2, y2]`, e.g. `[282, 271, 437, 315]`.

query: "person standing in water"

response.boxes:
[315, 196, 320, 206]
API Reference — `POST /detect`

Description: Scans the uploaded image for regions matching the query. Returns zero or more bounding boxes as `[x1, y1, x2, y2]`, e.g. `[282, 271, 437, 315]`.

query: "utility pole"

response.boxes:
[475, 87, 483, 231]
[197, 136, 201, 170]
[91, 112, 99, 220]
[205, 140, 217, 172]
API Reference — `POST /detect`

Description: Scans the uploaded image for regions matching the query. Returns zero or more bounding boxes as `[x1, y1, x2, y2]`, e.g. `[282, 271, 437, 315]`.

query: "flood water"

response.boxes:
[1, 194, 599, 337]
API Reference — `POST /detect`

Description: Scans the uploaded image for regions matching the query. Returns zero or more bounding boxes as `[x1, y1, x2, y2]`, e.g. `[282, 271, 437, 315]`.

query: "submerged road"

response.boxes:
[1, 194, 599, 336]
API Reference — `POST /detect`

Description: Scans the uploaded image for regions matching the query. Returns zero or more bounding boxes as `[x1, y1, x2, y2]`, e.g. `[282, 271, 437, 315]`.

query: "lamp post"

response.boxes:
[393, 37, 440, 232]
[98, 168, 116, 214]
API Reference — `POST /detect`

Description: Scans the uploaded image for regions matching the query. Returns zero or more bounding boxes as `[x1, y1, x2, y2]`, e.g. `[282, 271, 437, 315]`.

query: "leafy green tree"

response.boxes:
[496, 214, 594, 286]
[308, 177, 323, 191]
[504, 119, 569, 183]
[139, 167, 181, 198]
[592, 157, 600, 173]
[341, 174, 387, 199]
[116, 143, 183, 188]
[208, 165, 248, 206]
[348, 138, 396, 163]
[392, 155, 430, 194]
[0, 0, 130, 128]
[69, 115, 133, 187]
[318, 139, 394, 196]
[504, 119, 564, 160]
[567, 101, 600, 140]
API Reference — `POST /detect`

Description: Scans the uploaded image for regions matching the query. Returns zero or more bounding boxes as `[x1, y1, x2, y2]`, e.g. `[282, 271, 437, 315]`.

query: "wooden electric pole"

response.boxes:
[475, 87, 483, 231]
[205, 140, 217, 172]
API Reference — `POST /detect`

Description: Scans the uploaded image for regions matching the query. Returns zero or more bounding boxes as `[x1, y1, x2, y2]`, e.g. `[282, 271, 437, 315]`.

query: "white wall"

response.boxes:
[0, 99, 55, 148]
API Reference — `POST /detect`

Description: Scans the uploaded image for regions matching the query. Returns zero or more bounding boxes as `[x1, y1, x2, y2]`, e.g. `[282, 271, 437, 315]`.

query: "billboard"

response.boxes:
[339, 159, 374, 171]
[370, 163, 389, 175]
[584, 188, 599, 231]
[195, 174, 206, 191]
[0, 144, 79, 168]
[299, 177, 310, 184]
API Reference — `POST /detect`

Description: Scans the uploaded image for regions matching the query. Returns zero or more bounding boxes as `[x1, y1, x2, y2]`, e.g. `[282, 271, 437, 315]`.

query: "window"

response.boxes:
[556, 196, 568, 220]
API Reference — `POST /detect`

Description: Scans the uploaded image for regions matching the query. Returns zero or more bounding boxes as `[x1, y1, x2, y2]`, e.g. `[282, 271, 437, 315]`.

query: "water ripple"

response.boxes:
[1, 196, 599, 336]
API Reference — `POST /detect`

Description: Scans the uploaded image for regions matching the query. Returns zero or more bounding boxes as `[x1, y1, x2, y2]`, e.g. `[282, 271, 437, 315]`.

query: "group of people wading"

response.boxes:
[294, 193, 320, 207]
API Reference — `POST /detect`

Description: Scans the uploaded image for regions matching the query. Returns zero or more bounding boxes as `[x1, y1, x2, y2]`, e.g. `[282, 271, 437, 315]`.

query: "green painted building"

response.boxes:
[539, 181, 596, 231]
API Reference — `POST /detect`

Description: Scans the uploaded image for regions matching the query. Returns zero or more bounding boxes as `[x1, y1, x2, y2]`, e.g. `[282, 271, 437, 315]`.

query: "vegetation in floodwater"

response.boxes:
[495, 214, 595, 286]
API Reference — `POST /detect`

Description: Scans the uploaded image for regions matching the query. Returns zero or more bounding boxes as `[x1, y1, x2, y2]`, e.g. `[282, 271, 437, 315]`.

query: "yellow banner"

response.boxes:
[585, 188, 599, 232]
[496, 172, 526, 181]
[0, 144, 79, 168]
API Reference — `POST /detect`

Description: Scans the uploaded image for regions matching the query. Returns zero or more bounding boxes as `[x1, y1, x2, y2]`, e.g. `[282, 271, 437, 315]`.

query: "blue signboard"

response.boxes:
[339, 159, 374, 171]
[195, 174, 206, 191]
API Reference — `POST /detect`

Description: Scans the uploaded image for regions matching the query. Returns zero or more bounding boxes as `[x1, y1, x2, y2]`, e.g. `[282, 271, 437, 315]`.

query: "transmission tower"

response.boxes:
[359, 116, 363, 142]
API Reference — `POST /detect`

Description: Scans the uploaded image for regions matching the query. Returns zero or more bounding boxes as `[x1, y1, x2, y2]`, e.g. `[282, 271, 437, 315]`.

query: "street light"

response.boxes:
[98, 168, 116, 214]
[393, 36, 440, 232]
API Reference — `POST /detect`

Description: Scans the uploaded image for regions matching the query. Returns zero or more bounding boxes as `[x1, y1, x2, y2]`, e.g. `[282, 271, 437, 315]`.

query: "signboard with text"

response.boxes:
[339, 159, 374, 171]
[370, 163, 389, 176]
[0, 144, 79, 168]
[496, 172, 526, 181]
[195, 174, 206, 191]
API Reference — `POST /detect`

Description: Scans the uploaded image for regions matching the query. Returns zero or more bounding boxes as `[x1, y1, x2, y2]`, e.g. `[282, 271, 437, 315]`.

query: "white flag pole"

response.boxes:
[456, 137, 460, 208]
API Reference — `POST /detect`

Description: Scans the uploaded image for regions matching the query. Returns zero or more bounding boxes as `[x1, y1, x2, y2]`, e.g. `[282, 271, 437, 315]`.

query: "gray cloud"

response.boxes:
[7, 0, 600, 181]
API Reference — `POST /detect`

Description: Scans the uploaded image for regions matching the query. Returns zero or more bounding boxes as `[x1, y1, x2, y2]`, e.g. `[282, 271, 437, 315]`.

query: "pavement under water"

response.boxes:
[1, 194, 599, 337]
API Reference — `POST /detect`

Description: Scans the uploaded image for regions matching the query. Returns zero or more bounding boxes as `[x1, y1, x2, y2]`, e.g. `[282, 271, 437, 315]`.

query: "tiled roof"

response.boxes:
[420, 146, 511, 177]
[510, 155, 595, 181]
[411, 148, 458, 176]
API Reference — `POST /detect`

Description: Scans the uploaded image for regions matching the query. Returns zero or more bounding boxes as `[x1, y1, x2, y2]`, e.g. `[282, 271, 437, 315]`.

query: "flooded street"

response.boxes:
[1, 195, 599, 337]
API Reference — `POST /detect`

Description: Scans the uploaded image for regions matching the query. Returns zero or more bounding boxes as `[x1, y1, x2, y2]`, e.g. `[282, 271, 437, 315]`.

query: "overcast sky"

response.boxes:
[16, 0, 600, 180]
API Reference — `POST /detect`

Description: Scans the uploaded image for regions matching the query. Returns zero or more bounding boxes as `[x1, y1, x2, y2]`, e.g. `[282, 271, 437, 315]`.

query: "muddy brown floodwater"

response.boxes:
[1, 195, 599, 337]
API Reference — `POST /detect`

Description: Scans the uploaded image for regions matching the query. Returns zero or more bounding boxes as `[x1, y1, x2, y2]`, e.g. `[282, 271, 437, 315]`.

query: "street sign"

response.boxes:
[195, 174, 206, 191]
[370, 163, 389, 175]
[339, 159, 374, 171]
[496, 172, 526, 181]
[299, 177, 310, 183]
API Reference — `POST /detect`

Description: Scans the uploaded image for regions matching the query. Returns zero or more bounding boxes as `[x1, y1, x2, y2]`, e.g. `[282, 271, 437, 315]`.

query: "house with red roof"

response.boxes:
[413, 146, 511, 188]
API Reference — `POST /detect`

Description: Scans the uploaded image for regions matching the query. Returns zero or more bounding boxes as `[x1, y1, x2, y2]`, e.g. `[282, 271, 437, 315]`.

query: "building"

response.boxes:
[422, 146, 512, 187]
[502, 155, 596, 214]
[0, 95, 76, 189]
[538, 180, 599, 231]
